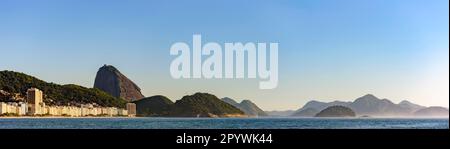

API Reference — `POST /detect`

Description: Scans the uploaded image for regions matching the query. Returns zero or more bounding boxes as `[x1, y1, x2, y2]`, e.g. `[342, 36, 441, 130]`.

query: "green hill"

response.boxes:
[315, 106, 356, 117]
[0, 70, 126, 108]
[168, 93, 245, 117]
[133, 95, 174, 116]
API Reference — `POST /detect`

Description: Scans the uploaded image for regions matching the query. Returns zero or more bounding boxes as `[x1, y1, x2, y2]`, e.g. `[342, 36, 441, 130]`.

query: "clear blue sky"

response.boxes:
[0, 0, 448, 110]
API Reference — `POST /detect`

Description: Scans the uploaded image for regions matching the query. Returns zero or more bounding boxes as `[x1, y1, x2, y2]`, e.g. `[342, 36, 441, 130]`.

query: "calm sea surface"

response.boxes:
[0, 117, 447, 129]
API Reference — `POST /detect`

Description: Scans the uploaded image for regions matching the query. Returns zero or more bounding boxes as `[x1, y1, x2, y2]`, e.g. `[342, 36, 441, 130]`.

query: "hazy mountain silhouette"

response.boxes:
[221, 97, 268, 117]
[292, 94, 448, 117]
[414, 107, 449, 117]
[315, 105, 356, 117]
[292, 100, 350, 117]
[398, 100, 425, 112]
[291, 108, 319, 117]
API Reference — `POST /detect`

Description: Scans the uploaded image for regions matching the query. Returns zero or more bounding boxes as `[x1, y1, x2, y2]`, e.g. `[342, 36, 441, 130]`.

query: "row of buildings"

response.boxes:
[0, 102, 27, 115]
[0, 88, 136, 117]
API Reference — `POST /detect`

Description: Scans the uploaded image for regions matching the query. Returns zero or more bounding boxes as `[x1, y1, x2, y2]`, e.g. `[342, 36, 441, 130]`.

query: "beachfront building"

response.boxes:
[27, 88, 44, 115]
[0, 102, 27, 115]
[126, 103, 136, 117]
[0, 88, 136, 117]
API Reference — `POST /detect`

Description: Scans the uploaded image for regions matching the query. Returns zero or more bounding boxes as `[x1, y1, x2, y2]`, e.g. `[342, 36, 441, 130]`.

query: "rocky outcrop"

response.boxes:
[94, 65, 144, 102]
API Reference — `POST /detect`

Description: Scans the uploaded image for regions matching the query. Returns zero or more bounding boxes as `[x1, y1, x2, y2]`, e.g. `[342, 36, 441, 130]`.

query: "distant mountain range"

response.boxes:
[221, 97, 268, 117]
[291, 94, 449, 117]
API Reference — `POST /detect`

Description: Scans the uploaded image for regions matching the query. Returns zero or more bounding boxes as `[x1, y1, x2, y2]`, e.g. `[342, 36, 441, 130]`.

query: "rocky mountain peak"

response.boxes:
[94, 65, 144, 102]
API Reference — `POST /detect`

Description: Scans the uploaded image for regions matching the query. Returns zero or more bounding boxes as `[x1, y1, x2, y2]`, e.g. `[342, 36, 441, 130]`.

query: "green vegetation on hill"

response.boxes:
[0, 71, 126, 108]
[133, 95, 174, 116]
[168, 93, 244, 117]
[133, 93, 245, 117]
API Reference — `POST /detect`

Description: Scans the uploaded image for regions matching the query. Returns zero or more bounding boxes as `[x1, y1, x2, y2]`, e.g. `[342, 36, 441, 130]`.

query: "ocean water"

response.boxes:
[0, 117, 447, 129]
